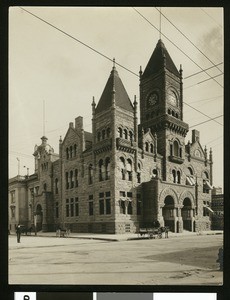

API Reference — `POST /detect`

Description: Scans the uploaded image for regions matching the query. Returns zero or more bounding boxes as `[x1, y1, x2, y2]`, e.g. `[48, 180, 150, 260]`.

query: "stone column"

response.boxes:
[158, 206, 164, 226]
[177, 206, 183, 233]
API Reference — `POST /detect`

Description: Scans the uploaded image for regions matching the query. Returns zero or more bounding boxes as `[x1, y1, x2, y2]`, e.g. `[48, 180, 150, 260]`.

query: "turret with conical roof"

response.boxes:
[95, 60, 133, 114]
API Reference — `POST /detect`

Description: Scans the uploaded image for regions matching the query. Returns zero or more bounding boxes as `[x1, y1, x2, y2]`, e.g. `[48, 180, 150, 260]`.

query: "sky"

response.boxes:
[9, 6, 223, 189]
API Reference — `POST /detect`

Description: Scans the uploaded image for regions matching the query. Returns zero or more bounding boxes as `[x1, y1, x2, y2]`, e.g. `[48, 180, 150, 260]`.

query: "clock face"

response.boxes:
[148, 92, 159, 106]
[168, 90, 178, 106]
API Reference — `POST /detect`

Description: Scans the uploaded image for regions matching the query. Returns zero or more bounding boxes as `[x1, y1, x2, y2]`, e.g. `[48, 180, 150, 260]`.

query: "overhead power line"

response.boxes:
[201, 8, 223, 29]
[155, 7, 223, 75]
[184, 62, 223, 79]
[18, 7, 223, 131]
[184, 72, 223, 89]
[184, 102, 223, 126]
[190, 114, 223, 128]
[133, 7, 223, 88]
[19, 7, 139, 78]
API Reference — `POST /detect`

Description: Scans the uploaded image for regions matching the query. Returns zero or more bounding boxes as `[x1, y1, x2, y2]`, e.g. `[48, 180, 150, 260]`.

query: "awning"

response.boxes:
[204, 206, 214, 213]
[186, 176, 195, 186]
[204, 180, 213, 190]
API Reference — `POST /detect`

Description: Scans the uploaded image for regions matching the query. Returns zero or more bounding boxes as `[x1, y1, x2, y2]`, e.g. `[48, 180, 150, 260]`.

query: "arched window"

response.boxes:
[127, 159, 132, 181]
[168, 109, 171, 115]
[137, 163, 141, 183]
[129, 131, 133, 142]
[188, 167, 193, 175]
[203, 171, 212, 193]
[99, 159, 105, 181]
[105, 157, 110, 180]
[66, 148, 69, 159]
[150, 143, 154, 153]
[177, 171, 181, 184]
[172, 111, 175, 117]
[75, 169, 78, 187]
[74, 144, 77, 156]
[172, 169, 176, 183]
[106, 128, 110, 137]
[70, 146, 73, 158]
[145, 142, 149, 152]
[55, 178, 58, 194]
[88, 164, 93, 184]
[186, 167, 195, 186]
[118, 127, 123, 138]
[43, 183, 47, 191]
[152, 169, 158, 178]
[70, 170, 74, 188]
[173, 140, 179, 157]
[124, 129, 128, 139]
[127, 201, 133, 215]
[119, 157, 126, 180]
[102, 129, 106, 140]
[65, 172, 69, 189]
[97, 132, 101, 141]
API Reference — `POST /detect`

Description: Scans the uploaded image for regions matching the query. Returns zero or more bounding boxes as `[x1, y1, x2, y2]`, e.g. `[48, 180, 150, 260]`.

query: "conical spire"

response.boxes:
[142, 39, 180, 79]
[95, 62, 133, 114]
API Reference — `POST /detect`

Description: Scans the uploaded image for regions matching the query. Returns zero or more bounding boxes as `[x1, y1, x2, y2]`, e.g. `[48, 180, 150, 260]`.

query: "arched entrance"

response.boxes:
[181, 197, 193, 231]
[35, 204, 43, 231]
[162, 195, 175, 232]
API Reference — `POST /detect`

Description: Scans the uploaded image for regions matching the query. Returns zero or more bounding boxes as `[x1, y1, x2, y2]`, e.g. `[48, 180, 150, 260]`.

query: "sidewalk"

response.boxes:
[32, 229, 223, 242]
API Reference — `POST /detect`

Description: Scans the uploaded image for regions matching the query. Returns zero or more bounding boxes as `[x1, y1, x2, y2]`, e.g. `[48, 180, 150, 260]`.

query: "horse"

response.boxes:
[56, 228, 70, 238]
[20, 226, 33, 235]
[158, 226, 169, 238]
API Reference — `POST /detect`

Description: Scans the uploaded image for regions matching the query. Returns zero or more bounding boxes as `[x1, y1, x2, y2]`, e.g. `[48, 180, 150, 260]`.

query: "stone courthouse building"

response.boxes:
[9, 39, 214, 234]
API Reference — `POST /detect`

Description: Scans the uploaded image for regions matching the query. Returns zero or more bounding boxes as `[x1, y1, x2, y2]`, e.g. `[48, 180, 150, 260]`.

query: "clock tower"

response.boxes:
[139, 39, 189, 180]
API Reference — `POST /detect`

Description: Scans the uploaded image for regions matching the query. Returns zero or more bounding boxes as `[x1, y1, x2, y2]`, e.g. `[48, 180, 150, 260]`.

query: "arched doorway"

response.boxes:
[35, 204, 43, 231]
[162, 195, 175, 232]
[181, 197, 192, 231]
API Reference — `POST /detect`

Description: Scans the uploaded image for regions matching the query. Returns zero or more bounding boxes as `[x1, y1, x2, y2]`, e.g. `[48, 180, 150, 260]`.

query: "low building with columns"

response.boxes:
[8, 39, 213, 234]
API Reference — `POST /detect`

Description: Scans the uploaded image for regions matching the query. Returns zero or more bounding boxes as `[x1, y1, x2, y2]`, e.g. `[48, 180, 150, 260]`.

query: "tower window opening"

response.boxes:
[106, 128, 110, 137]
[172, 169, 176, 183]
[102, 129, 106, 140]
[66, 148, 69, 159]
[177, 171, 181, 184]
[127, 159, 132, 181]
[124, 129, 128, 139]
[75, 169, 78, 187]
[74, 144, 77, 156]
[118, 127, 123, 138]
[105, 157, 110, 180]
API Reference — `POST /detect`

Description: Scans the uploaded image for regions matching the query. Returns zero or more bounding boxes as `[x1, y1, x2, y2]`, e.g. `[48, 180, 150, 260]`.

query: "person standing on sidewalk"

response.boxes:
[16, 224, 21, 243]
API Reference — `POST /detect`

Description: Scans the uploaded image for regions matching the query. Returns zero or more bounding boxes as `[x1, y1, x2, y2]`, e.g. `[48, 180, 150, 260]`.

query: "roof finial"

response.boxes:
[159, 7, 162, 40]
[113, 58, 116, 69]
[43, 100, 46, 137]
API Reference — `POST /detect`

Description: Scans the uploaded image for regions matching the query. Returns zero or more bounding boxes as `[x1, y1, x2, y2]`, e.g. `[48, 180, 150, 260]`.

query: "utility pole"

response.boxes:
[16, 157, 20, 176]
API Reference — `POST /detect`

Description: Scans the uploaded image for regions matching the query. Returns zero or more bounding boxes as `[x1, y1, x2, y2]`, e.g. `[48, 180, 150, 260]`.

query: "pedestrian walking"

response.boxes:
[16, 224, 21, 243]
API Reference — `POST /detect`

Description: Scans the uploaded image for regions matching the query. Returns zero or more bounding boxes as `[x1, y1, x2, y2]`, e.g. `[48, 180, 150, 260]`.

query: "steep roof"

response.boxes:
[142, 39, 180, 79]
[95, 65, 133, 114]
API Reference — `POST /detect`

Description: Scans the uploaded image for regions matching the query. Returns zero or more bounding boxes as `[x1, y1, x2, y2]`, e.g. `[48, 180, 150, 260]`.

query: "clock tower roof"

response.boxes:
[142, 39, 180, 79]
[95, 63, 133, 114]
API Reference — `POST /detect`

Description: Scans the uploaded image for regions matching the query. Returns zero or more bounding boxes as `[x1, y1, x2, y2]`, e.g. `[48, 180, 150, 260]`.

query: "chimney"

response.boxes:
[192, 129, 200, 143]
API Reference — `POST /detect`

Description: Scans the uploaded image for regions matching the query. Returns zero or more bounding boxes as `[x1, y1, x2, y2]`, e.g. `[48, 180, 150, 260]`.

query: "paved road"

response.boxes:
[8, 234, 223, 285]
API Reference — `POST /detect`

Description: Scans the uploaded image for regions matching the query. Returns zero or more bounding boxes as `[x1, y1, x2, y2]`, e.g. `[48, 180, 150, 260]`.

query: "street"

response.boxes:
[8, 233, 223, 285]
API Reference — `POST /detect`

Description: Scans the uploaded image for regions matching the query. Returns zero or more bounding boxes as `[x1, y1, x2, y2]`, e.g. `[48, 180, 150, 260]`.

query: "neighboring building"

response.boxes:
[211, 187, 224, 230]
[8, 39, 214, 234]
